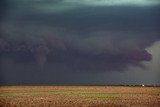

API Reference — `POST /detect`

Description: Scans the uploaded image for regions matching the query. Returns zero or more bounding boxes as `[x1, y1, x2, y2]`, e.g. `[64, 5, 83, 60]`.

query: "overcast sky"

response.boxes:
[0, 0, 160, 85]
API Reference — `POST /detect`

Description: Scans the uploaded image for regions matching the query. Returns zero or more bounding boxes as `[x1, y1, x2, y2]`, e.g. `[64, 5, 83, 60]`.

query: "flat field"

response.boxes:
[0, 86, 160, 107]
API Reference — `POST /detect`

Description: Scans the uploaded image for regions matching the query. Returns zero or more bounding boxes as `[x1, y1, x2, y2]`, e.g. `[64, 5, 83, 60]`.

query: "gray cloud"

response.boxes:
[0, 0, 160, 84]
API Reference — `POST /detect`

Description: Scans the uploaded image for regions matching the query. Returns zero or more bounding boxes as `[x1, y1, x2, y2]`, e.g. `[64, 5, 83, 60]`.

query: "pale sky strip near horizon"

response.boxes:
[64, 0, 160, 6]
[7, 0, 160, 13]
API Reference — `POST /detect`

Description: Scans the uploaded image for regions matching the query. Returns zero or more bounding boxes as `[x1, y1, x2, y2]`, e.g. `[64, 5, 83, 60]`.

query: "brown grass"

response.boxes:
[0, 86, 160, 107]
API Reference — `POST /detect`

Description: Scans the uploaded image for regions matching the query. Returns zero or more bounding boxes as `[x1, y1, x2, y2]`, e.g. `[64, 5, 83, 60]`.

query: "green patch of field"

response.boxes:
[83, 95, 119, 99]
[1, 89, 160, 96]
[0, 90, 104, 96]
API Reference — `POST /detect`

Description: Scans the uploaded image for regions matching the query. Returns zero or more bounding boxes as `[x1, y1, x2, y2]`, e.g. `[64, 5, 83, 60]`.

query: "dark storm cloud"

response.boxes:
[4, 5, 160, 31]
[0, 0, 10, 22]
[0, 0, 160, 84]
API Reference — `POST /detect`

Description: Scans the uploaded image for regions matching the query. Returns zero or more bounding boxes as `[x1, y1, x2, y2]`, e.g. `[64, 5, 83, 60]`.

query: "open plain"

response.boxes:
[0, 86, 160, 107]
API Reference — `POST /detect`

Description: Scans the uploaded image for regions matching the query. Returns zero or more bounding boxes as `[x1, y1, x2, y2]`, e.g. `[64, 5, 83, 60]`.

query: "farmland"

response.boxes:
[0, 86, 160, 107]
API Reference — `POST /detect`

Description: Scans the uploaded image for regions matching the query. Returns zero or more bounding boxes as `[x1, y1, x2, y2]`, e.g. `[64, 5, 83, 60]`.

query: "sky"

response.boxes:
[0, 0, 160, 85]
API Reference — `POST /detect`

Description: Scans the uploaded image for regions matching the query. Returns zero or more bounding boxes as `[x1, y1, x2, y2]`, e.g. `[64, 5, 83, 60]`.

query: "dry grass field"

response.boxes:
[0, 85, 160, 107]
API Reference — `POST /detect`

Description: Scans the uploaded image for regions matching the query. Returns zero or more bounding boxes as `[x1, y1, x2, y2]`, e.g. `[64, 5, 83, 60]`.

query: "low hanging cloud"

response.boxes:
[0, 25, 158, 72]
